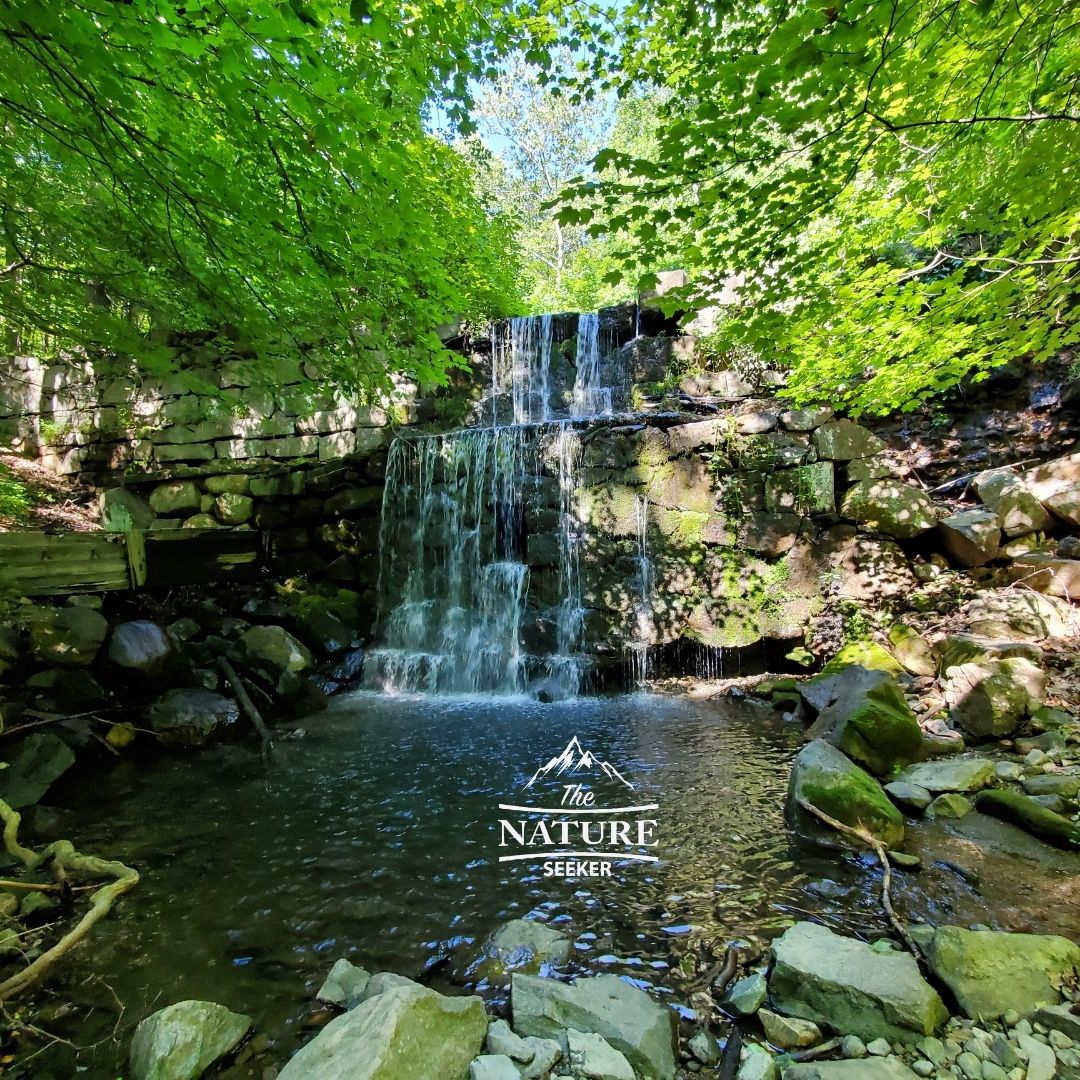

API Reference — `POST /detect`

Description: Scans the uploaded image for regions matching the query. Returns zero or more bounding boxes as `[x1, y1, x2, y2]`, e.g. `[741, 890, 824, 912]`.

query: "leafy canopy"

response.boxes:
[0, 0, 521, 392]
[557, 0, 1080, 413]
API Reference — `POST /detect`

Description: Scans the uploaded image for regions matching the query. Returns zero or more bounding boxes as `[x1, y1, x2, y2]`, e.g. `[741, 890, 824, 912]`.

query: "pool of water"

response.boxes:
[23, 690, 1080, 1077]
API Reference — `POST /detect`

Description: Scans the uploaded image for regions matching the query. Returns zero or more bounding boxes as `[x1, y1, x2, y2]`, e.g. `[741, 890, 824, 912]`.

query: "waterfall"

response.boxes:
[368, 311, 619, 697]
[572, 313, 612, 418]
[628, 493, 655, 688]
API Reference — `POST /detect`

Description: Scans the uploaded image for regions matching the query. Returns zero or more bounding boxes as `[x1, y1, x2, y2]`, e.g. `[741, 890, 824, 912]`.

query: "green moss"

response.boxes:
[821, 640, 904, 676]
[975, 790, 1080, 850]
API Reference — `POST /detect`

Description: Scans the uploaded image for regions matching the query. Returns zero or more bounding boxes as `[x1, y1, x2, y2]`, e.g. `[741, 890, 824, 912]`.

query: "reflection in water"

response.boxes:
[39, 691, 1080, 1077]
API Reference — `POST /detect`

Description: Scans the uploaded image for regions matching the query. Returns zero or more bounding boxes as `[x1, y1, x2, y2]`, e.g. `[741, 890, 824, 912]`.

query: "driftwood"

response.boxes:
[796, 797, 921, 962]
[217, 656, 274, 764]
[0, 798, 138, 1000]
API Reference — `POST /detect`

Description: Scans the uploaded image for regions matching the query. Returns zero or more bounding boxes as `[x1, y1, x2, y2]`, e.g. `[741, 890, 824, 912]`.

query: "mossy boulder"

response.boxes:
[820, 640, 904, 677]
[148, 689, 239, 748]
[29, 606, 109, 668]
[812, 420, 886, 461]
[805, 667, 924, 776]
[943, 657, 1047, 738]
[888, 624, 935, 677]
[925, 926, 1080, 1020]
[975, 789, 1080, 850]
[786, 739, 905, 849]
[840, 480, 937, 539]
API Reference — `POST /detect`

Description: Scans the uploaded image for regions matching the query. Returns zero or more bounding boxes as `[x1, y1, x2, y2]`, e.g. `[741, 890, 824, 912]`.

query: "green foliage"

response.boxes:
[0, 464, 31, 522]
[0, 0, 521, 392]
[555, 0, 1080, 413]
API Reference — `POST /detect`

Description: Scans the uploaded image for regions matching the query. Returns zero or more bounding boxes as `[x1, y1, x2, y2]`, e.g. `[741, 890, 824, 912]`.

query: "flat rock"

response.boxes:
[759, 1008, 821, 1049]
[768, 922, 947, 1043]
[0, 733, 76, 809]
[1032, 1003, 1080, 1040]
[511, 973, 676, 1080]
[933, 634, 1042, 674]
[884, 782, 933, 812]
[925, 926, 1080, 1019]
[130, 1000, 252, 1080]
[278, 983, 487, 1080]
[963, 591, 1073, 642]
[1009, 553, 1080, 597]
[781, 1058, 919, 1078]
[1021, 771, 1080, 798]
[894, 757, 996, 793]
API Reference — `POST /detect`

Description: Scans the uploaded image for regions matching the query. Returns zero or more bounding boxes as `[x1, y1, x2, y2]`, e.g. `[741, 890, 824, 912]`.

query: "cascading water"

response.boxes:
[366, 312, 622, 696]
[628, 493, 656, 688]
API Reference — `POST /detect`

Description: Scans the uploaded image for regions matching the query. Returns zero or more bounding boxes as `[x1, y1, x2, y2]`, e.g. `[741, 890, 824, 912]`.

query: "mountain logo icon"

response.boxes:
[523, 736, 635, 791]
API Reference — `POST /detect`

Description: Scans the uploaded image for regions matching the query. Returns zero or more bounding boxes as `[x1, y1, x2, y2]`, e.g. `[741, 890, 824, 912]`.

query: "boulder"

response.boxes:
[924, 792, 972, 820]
[804, 668, 924, 777]
[840, 480, 937, 539]
[29, 606, 108, 668]
[847, 456, 893, 482]
[887, 624, 935, 677]
[938, 509, 1001, 567]
[972, 470, 1050, 537]
[763, 462, 835, 515]
[812, 420, 885, 461]
[1021, 771, 1080, 797]
[485, 1019, 536, 1063]
[1009, 552, 1080, 598]
[933, 633, 1041, 674]
[943, 658, 1046, 738]
[768, 922, 948, 1043]
[148, 480, 202, 516]
[1044, 485, 1080, 527]
[827, 534, 917, 600]
[894, 757, 996, 793]
[130, 1000, 252, 1080]
[213, 493, 254, 525]
[101, 487, 156, 532]
[1024, 451, 1080, 501]
[925, 926, 1080, 1019]
[974, 790, 1080, 851]
[0, 733, 76, 809]
[148, 689, 239, 748]
[782, 1062, 918, 1079]
[962, 591, 1073, 642]
[786, 740, 904, 850]
[317, 958, 371, 1008]
[820, 641, 903, 676]
[781, 407, 833, 432]
[478, 918, 571, 976]
[108, 620, 174, 677]
[278, 982, 487, 1080]
[511, 973, 676, 1080]
[566, 1029, 635, 1080]
[241, 625, 315, 680]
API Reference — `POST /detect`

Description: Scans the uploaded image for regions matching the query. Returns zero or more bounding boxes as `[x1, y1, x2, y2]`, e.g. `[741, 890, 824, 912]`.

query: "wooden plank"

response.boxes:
[125, 529, 148, 588]
[0, 533, 130, 595]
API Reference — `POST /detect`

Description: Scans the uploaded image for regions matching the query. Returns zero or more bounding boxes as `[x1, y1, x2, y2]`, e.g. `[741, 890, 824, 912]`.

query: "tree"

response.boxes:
[557, 0, 1080, 413]
[0, 0, 520, 393]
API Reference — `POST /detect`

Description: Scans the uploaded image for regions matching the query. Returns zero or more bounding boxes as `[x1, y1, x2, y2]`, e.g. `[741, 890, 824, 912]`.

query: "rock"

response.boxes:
[129, 1000, 252, 1080]
[1021, 771, 1080, 798]
[109, 620, 174, 677]
[894, 758, 996, 793]
[241, 625, 315, 681]
[925, 793, 973, 820]
[933, 634, 1042, 674]
[214, 492, 254, 525]
[1016, 1033, 1056, 1080]
[723, 972, 768, 1015]
[841, 1035, 867, 1058]
[884, 782, 933, 812]
[317, 958, 371, 1009]
[479, 918, 572, 975]
[974, 790, 1080, 850]
[786, 740, 905, 849]
[943, 658, 1046, 738]
[821, 641, 904, 676]
[1032, 1003, 1080, 1040]
[359, 972, 422, 1001]
[0, 733, 76, 809]
[763, 462, 835, 515]
[926, 926, 1080, 1019]
[963, 592, 1073, 642]
[688, 1029, 721, 1065]
[782, 407, 833, 432]
[566, 1029, 635, 1080]
[511, 973, 676, 1080]
[972, 470, 1050, 537]
[29, 606, 108, 668]
[1009, 553, 1080, 598]
[486, 1019, 536, 1063]
[865, 1038, 891, 1056]
[203, 474, 251, 495]
[781, 1058, 919, 1078]
[182, 513, 221, 529]
[847, 456, 893, 482]
[148, 689, 239, 748]
[768, 922, 948, 1043]
[470, 1056, 520, 1080]
[101, 487, 156, 532]
[804, 667, 924, 776]
[812, 420, 886, 460]
[518, 1036, 562, 1080]
[939, 510, 1001, 567]
[1045, 486, 1080, 528]
[888, 625, 936, 677]
[1024, 451, 1080, 501]
[759, 1009, 821, 1049]
[737, 1044, 779, 1080]
[278, 982, 487, 1080]
[840, 480, 937, 539]
[149, 480, 202, 516]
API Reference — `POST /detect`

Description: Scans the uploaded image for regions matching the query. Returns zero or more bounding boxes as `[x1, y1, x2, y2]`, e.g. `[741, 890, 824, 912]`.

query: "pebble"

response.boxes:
[840, 1035, 867, 1059]
[911, 1061, 934, 1077]
[957, 1050, 983, 1079]
[866, 1038, 891, 1057]
[1001, 1011, 1021, 1027]
[980, 1062, 1008, 1080]
[917, 1036, 948, 1066]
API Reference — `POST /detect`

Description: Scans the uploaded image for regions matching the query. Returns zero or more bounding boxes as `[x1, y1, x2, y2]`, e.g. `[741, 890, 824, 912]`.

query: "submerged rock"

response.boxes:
[786, 740, 905, 849]
[148, 689, 239, 748]
[278, 982, 487, 1080]
[804, 667, 924, 777]
[477, 918, 571, 977]
[0, 733, 75, 809]
[925, 926, 1080, 1019]
[129, 1000, 251, 1080]
[768, 922, 948, 1043]
[511, 973, 676, 1080]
